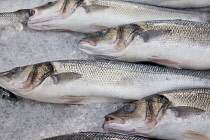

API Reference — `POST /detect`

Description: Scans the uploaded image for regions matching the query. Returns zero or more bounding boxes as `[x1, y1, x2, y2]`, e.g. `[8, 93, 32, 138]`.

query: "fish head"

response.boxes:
[78, 24, 141, 59]
[28, 0, 83, 30]
[103, 95, 170, 135]
[0, 63, 54, 94]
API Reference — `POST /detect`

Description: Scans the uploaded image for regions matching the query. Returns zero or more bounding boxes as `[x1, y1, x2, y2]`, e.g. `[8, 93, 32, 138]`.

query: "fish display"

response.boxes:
[43, 132, 154, 140]
[78, 20, 210, 70]
[0, 10, 30, 31]
[119, 0, 210, 8]
[27, 0, 210, 33]
[1, 60, 210, 104]
[104, 88, 210, 140]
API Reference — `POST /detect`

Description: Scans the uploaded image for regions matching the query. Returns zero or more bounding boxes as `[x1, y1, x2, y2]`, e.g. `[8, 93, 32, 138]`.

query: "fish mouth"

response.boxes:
[78, 39, 99, 55]
[104, 115, 125, 124]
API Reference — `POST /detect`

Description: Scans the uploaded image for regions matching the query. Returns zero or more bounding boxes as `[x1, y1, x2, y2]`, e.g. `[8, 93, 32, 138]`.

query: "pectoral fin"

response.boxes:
[82, 5, 109, 13]
[51, 72, 82, 84]
[59, 95, 86, 104]
[148, 56, 180, 65]
[170, 106, 205, 118]
[139, 30, 170, 42]
[183, 131, 209, 140]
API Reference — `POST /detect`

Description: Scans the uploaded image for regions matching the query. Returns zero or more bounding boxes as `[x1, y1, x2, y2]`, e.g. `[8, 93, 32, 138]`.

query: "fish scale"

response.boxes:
[0, 10, 29, 28]
[43, 132, 154, 140]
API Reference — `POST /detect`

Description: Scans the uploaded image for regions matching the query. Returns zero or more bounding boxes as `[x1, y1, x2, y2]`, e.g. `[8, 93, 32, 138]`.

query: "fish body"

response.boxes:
[43, 132, 153, 140]
[27, 0, 210, 33]
[79, 20, 210, 70]
[104, 88, 210, 140]
[1, 60, 210, 104]
[119, 0, 210, 8]
[0, 10, 30, 31]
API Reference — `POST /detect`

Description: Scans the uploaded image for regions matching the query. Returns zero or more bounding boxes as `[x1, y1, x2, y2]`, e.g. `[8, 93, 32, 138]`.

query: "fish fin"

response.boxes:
[59, 95, 86, 104]
[183, 131, 209, 140]
[90, 25, 109, 31]
[51, 72, 82, 84]
[139, 30, 170, 42]
[170, 106, 205, 118]
[82, 5, 109, 13]
[148, 56, 180, 65]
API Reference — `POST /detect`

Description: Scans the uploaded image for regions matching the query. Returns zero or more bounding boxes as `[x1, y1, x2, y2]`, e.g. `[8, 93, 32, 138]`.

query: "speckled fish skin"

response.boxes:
[119, 0, 210, 8]
[43, 132, 153, 140]
[27, 0, 210, 33]
[104, 88, 210, 140]
[2, 60, 210, 104]
[0, 10, 30, 30]
[79, 20, 210, 70]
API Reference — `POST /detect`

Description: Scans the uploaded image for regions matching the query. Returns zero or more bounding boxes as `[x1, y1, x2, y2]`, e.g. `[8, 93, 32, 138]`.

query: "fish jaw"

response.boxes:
[0, 66, 33, 94]
[0, 63, 54, 96]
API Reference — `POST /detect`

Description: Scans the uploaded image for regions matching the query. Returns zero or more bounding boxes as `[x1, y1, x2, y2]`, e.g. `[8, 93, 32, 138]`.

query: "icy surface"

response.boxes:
[0, 1, 124, 140]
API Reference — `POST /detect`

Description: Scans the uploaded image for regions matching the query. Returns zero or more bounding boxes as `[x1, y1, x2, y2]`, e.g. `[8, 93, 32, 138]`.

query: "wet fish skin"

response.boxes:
[119, 0, 210, 8]
[79, 20, 210, 70]
[1, 60, 210, 104]
[104, 88, 210, 140]
[43, 132, 154, 140]
[0, 10, 30, 30]
[27, 0, 210, 33]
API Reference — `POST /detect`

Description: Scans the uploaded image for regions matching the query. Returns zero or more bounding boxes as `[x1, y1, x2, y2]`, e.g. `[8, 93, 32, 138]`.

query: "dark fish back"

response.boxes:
[43, 132, 154, 140]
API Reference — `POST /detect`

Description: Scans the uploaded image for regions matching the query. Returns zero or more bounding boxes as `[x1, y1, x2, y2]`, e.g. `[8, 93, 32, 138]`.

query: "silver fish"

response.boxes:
[1, 60, 210, 104]
[0, 10, 30, 31]
[78, 20, 210, 70]
[27, 0, 210, 33]
[118, 0, 210, 8]
[43, 132, 154, 140]
[104, 88, 210, 140]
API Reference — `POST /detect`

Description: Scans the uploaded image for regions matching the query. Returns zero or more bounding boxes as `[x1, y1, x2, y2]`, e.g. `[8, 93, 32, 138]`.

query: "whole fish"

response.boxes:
[43, 132, 154, 140]
[27, 0, 210, 33]
[1, 60, 210, 104]
[0, 10, 30, 31]
[78, 20, 210, 70]
[104, 88, 210, 140]
[119, 0, 210, 8]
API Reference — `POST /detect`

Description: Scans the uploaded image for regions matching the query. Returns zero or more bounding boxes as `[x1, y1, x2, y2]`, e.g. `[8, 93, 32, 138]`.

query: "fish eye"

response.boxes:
[47, 2, 53, 5]
[11, 67, 22, 73]
[123, 104, 135, 112]
[46, 2, 55, 6]
[97, 30, 107, 36]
